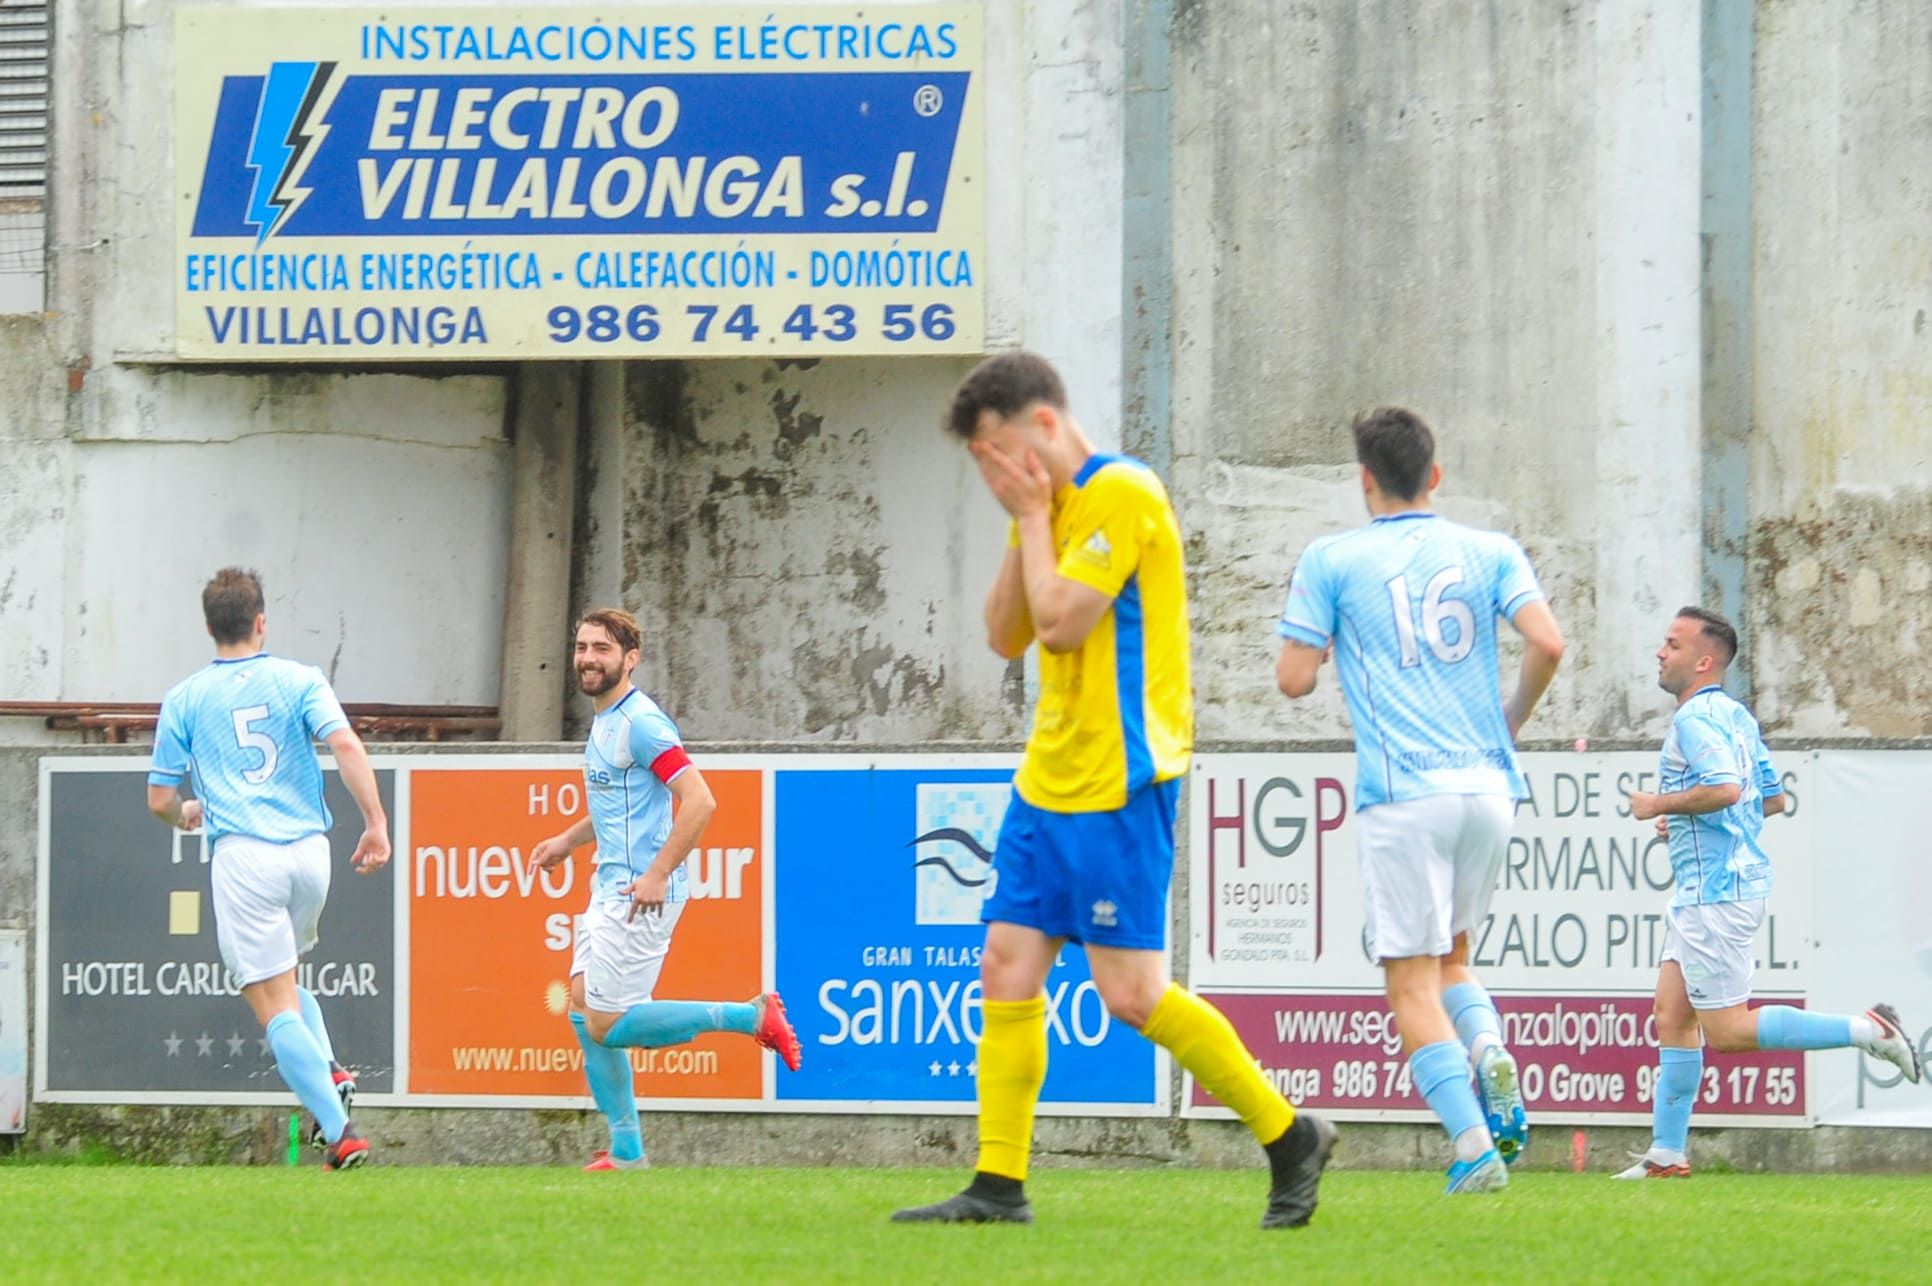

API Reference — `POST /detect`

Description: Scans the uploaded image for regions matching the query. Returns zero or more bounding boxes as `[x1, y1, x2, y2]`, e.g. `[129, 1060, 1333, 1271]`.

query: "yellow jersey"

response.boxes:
[1014, 454, 1194, 812]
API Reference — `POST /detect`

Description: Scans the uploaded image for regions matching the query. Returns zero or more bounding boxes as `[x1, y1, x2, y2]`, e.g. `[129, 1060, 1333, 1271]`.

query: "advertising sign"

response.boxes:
[36, 762, 396, 1103]
[1, 929, 24, 1132]
[405, 760, 765, 1105]
[1809, 751, 1932, 1128]
[1186, 751, 1815, 1125]
[174, 5, 985, 359]
[772, 760, 1165, 1114]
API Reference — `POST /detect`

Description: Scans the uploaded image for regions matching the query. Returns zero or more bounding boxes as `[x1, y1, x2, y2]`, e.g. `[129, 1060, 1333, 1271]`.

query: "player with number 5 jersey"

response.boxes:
[1275, 409, 1567, 1195]
[147, 567, 391, 1170]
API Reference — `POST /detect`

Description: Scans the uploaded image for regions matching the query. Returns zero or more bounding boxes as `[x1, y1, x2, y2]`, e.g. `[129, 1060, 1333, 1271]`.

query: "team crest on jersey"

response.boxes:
[1074, 528, 1113, 570]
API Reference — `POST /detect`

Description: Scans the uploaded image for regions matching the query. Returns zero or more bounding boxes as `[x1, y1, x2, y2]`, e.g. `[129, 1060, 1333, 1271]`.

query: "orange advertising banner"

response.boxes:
[407, 764, 765, 1101]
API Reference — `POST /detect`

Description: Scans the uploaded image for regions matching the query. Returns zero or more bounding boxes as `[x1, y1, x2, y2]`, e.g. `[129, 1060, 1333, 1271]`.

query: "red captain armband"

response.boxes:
[649, 745, 693, 784]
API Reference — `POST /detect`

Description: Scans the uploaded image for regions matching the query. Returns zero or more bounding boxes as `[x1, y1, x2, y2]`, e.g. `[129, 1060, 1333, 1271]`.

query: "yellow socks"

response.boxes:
[974, 996, 1049, 1180]
[1142, 984, 1295, 1144]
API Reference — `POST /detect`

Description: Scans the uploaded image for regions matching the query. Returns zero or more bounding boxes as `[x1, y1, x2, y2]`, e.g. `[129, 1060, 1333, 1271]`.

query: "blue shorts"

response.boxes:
[980, 779, 1179, 950]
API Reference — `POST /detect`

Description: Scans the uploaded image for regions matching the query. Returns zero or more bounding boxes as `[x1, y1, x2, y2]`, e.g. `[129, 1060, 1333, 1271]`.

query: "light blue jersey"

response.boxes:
[1659, 686, 1779, 907]
[148, 654, 349, 845]
[584, 688, 693, 907]
[1279, 512, 1544, 809]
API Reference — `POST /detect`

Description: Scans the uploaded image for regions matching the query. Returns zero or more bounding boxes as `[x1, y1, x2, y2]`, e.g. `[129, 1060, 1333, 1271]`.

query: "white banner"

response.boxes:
[1808, 750, 1932, 1128]
[1187, 750, 1817, 1125]
[0, 928, 23, 1132]
[1189, 751, 1815, 995]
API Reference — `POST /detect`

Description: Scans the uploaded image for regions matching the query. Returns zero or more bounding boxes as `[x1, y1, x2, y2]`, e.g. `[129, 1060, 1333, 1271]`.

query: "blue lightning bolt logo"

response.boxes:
[242, 61, 332, 243]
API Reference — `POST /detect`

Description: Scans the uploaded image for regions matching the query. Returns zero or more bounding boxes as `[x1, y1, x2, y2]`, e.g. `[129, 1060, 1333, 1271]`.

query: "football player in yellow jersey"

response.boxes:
[893, 352, 1335, 1230]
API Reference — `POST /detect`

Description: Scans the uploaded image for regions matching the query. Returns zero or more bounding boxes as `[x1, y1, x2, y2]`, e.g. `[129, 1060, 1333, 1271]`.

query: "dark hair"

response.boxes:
[202, 567, 265, 645]
[577, 607, 641, 656]
[1676, 605, 1738, 665]
[943, 351, 1068, 440]
[1350, 407, 1436, 501]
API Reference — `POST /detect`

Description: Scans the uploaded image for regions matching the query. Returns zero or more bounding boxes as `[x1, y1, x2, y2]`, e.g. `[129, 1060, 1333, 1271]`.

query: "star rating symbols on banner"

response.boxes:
[163, 1030, 276, 1058]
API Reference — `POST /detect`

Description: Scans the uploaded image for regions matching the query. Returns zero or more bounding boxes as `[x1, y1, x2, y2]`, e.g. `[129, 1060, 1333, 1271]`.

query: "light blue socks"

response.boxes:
[603, 1001, 756, 1049]
[1756, 1006, 1853, 1050]
[1443, 981, 1504, 1058]
[266, 1009, 346, 1145]
[1654, 1046, 1704, 1153]
[297, 986, 338, 1066]
[572, 1011, 642, 1163]
[1410, 1039, 1488, 1150]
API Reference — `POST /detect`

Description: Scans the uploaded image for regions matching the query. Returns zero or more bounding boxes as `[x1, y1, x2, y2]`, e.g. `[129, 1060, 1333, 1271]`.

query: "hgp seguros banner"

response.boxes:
[1187, 751, 1825, 1126]
[174, 6, 984, 359]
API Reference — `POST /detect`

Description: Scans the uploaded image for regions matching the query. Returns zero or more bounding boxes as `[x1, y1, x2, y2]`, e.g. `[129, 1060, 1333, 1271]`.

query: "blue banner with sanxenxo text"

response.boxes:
[174, 7, 986, 359]
[773, 766, 1163, 1112]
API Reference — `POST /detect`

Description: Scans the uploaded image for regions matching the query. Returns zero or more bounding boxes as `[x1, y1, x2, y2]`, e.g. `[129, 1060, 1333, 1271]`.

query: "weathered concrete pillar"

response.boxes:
[575, 362, 627, 616]
[1699, 0, 1754, 700]
[498, 363, 582, 741]
[1592, 1, 1705, 733]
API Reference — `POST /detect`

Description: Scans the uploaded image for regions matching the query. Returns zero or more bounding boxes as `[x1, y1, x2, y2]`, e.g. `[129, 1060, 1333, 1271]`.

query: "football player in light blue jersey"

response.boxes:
[1616, 608, 1921, 1179]
[146, 568, 390, 1170]
[1276, 409, 1567, 1194]
[527, 609, 801, 1171]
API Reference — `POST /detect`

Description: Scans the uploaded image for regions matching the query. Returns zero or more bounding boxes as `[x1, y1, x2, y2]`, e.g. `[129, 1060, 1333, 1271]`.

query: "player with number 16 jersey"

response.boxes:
[1276, 408, 1567, 1194]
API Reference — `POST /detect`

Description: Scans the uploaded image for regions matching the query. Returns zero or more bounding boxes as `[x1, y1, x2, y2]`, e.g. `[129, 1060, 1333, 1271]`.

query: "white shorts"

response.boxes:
[570, 896, 686, 1013]
[1357, 794, 1514, 962]
[211, 833, 332, 986]
[1662, 899, 1764, 1010]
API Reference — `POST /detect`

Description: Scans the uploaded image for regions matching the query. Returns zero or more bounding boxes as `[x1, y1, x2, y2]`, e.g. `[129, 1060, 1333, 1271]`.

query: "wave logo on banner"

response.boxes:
[910, 782, 1007, 926]
[191, 66, 970, 239]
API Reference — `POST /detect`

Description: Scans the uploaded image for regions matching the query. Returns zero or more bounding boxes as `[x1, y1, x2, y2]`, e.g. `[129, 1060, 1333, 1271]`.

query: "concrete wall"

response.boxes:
[5, 369, 513, 708]
[1162, 0, 1932, 747]
[1748, 0, 1932, 736]
[1167, 1, 1702, 745]
[611, 356, 1023, 742]
[0, 0, 520, 718]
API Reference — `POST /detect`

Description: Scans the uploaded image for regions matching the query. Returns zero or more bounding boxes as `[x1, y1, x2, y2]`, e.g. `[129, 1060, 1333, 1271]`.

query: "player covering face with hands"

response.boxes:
[893, 351, 1336, 1230]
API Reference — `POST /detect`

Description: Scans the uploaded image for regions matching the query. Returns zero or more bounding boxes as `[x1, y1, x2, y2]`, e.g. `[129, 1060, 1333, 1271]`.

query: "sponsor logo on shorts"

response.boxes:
[1091, 899, 1118, 928]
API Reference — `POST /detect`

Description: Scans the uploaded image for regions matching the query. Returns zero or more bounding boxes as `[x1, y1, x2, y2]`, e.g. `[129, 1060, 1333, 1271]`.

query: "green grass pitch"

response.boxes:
[3, 1164, 1929, 1280]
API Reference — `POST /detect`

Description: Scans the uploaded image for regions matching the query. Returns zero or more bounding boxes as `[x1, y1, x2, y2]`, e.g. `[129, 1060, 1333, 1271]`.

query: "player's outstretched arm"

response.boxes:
[621, 766, 717, 921]
[325, 727, 391, 873]
[985, 544, 1035, 659]
[1502, 599, 1566, 736]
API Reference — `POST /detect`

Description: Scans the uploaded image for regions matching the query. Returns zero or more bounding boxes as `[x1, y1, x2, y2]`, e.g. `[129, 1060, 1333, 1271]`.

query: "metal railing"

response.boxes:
[0, 702, 501, 743]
